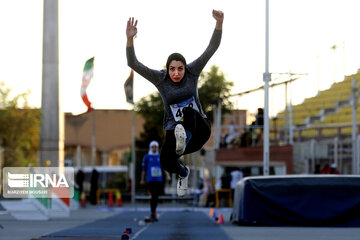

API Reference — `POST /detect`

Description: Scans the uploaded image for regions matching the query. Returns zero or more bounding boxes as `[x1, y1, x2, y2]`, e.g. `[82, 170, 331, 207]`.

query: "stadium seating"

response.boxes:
[271, 73, 360, 140]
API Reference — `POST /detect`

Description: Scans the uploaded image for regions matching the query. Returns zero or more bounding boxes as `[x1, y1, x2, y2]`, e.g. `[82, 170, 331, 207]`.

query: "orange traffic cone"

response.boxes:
[209, 208, 214, 217]
[80, 191, 86, 208]
[116, 190, 123, 207]
[108, 191, 114, 207]
[217, 213, 224, 224]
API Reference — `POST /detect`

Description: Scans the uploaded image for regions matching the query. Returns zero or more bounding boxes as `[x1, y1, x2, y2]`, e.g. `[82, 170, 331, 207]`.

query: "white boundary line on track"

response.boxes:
[131, 213, 162, 239]
[131, 223, 151, 240]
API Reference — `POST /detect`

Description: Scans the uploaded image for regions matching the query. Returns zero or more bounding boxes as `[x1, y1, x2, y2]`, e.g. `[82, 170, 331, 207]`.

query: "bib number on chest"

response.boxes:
[170, 96, 199, 122]
[151, 167, 162, 177]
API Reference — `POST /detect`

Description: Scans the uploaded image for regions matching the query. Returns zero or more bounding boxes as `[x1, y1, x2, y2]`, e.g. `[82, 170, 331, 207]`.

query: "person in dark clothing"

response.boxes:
[89, 169, 99, 205]
[221, 171, 231, 189]
[75, 169, 85, 193]
[126, 10, 224, 197]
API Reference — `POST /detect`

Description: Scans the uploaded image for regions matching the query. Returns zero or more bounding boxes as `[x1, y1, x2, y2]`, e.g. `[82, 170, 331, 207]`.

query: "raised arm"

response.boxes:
[126, 17, 137, 47]
[187, 10, 224, 76]
[213, 9, 224, 30]
[126, 17, 165, 85]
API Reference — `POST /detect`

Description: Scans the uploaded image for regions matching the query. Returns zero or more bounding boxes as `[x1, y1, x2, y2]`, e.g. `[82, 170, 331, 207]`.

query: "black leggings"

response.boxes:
[160, 107, 211, 175]
[147, 181, 164, 214]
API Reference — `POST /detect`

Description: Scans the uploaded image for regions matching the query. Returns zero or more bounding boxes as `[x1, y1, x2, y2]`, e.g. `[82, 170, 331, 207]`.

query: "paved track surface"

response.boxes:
[35, 210, 230, 240]
[1, 205, 360, 240]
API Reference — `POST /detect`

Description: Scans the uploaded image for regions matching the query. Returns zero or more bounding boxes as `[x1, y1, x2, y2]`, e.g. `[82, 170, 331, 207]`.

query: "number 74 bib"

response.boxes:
[170, 96, 200, 122]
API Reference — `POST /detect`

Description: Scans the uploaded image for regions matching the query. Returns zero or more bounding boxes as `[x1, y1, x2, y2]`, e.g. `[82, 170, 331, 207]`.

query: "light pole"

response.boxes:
[40, 0, 62, 167]
[330, 44, 338, 84]
[263, 0, 270, 176]
[351, 77, 358, 174]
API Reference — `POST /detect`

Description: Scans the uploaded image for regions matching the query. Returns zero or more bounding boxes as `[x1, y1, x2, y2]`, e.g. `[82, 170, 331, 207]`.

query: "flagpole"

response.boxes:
[131, 107, 136, 206]
[124, 69, 136, 206]
[91, 107, 96, 167]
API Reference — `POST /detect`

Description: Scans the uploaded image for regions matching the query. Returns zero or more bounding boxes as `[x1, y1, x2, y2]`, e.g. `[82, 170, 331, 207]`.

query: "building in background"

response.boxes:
[64, 110, 144, 167]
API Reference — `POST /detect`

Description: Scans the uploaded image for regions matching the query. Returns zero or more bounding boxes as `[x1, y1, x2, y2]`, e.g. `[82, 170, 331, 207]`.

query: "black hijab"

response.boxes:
[165, 53, 187, 82]
[166, 52, 186, 70]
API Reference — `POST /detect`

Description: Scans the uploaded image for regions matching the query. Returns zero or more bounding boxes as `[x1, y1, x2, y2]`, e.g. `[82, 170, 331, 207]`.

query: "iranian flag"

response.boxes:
[81, 57, 94, 112]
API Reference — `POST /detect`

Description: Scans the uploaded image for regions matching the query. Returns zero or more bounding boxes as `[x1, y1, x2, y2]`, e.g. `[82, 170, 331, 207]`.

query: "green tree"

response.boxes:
[198, 65, 234, 122]
[135, 92, 165, 149]
[135, 65, 233, 147]
[0, 82, 41, 167]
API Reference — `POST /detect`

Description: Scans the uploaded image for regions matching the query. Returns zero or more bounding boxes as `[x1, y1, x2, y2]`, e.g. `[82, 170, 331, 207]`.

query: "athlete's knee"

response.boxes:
[197, 120, 211, 140]
[195, 128, 211, 148]
[204, 125, 211, 139]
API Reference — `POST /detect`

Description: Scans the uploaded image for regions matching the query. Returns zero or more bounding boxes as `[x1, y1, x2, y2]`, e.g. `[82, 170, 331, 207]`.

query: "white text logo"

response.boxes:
[7, 172, 69, 188]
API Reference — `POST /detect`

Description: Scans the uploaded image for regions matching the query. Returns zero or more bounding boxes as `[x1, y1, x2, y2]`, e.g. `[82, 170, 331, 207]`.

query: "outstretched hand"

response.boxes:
[126, 17, 138, 39]
[212, 10, 224, 23]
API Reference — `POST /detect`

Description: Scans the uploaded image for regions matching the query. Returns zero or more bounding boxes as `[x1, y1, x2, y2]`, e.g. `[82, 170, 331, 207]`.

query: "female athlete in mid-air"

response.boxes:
[126, 10, 223, 196]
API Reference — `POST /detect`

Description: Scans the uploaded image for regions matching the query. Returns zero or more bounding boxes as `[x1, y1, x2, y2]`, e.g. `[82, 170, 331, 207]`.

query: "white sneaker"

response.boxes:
[177, 166, 190, 197]
[174, 124, 186, 155]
